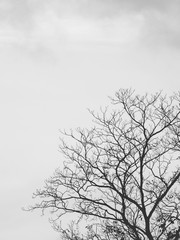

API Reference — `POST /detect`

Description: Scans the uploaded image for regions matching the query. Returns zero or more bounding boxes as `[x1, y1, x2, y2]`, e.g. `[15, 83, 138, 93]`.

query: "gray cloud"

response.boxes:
[0, 0, 34, 29]
[0, 0, 180, 48]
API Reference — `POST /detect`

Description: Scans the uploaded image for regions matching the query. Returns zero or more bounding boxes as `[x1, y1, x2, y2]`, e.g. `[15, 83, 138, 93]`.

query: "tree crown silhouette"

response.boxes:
[28, 89, 180, 240]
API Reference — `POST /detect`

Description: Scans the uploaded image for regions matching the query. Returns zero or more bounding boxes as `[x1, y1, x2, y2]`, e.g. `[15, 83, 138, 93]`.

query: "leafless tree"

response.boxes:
[27, 89, 180, 240]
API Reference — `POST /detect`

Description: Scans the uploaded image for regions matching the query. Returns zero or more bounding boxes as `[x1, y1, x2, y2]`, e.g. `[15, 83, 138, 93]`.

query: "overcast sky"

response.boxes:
[1, 1, 180, 240]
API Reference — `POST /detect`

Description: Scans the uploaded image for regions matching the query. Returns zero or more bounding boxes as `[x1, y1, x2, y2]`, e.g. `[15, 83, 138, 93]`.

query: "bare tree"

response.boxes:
[27, 89, 180, 240]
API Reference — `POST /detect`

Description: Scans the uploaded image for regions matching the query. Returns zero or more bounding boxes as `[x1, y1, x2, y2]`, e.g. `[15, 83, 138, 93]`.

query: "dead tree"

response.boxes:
[27, 89, 180, 240]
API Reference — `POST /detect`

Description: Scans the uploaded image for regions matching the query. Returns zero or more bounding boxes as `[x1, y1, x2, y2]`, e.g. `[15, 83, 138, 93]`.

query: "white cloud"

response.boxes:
[32, 10, 143, 43]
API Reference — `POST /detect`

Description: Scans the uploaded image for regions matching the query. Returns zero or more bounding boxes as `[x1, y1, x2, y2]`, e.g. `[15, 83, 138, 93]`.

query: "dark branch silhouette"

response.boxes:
[26, 89, 180, 240]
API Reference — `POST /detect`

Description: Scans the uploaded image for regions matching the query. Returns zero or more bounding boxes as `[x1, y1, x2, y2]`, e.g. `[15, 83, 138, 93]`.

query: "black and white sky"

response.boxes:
[1, 0, 180, 47]
[0, 1, 180, 240]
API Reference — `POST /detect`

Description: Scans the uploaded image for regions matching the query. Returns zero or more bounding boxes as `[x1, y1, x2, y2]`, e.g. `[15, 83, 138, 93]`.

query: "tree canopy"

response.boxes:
[28, 89, 180, 240]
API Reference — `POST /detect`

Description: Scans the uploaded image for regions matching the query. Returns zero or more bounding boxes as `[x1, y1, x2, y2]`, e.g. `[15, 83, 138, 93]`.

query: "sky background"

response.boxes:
[0, 1, 180, 239]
